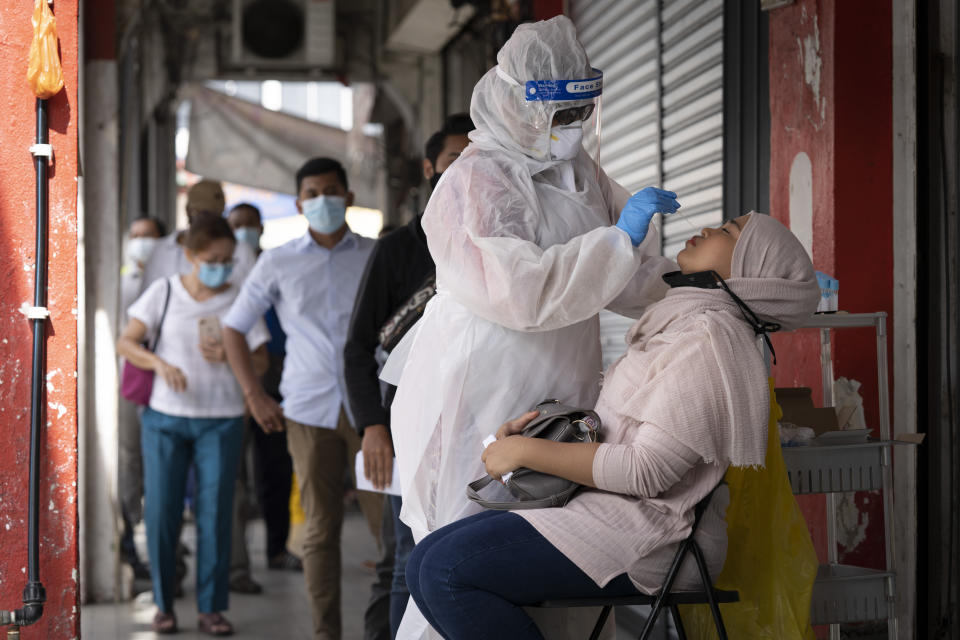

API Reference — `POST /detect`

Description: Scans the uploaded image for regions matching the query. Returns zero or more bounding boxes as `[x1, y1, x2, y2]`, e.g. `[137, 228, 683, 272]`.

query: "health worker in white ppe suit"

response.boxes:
[385, 15, 680, 638]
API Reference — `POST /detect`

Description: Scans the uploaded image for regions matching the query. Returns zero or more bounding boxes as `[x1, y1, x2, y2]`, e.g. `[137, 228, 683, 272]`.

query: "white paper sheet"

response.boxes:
[354, 451, 402, 496]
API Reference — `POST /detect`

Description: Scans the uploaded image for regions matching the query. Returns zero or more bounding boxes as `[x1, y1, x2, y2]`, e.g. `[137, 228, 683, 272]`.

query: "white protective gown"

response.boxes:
[385, 16, 676, 640]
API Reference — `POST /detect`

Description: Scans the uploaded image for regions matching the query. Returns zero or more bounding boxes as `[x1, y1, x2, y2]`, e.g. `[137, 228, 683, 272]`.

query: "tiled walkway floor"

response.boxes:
[82, 507, 667, 639]
[81, 508, 379, 639]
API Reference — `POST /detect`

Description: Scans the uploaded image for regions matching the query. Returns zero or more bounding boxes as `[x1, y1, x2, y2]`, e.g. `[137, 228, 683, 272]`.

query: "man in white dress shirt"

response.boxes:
[222, 157, 383, 640]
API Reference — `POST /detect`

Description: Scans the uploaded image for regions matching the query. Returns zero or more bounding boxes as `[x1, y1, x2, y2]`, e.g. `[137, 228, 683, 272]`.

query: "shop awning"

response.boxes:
[184, 85, 381, 209]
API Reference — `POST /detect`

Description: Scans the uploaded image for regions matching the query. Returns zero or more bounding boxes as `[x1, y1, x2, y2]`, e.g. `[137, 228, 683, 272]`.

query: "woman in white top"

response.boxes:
[118, 217, 269, 636]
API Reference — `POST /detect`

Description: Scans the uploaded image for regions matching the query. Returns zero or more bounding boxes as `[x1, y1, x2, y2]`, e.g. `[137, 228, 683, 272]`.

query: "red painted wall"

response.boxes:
[768, 0, 893, 580]
[0, 2, 80, 638]
[830, 0, 893, 572]
[534, 0, 565, 20]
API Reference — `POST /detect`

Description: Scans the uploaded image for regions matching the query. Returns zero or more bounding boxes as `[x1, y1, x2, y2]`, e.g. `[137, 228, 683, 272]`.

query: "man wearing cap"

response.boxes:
[139, 179, 257, 293]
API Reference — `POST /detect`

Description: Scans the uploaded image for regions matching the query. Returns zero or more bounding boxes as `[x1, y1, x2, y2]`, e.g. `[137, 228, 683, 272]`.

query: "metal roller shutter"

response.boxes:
[570, 0, 724, 368]
[660, 0, 724, 256]
[574, 0, 660, 194]
[571, 0, 658, 368]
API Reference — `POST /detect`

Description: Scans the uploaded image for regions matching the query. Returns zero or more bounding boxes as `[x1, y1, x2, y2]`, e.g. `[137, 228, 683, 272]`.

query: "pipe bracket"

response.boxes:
[19, 304, 50, 321]
[28, 144, 53, 161]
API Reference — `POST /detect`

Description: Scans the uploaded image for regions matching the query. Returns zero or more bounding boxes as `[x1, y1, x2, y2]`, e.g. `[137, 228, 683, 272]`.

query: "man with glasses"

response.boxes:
[345, 114, 474, 640]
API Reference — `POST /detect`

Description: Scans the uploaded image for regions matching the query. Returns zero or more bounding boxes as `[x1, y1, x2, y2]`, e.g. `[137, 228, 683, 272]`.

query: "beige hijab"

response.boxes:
[605, 213, 820, 467]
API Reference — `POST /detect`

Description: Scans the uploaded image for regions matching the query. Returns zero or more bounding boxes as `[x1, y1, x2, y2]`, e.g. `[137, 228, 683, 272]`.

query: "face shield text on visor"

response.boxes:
[496, 66, 604, 167]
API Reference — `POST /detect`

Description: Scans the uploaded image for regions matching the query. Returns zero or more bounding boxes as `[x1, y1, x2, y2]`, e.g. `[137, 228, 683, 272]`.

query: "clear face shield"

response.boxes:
[496, 66, 604, 169]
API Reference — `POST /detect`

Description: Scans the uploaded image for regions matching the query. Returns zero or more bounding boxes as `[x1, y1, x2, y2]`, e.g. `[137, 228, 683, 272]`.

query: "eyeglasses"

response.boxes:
[552, 104, 595, 126]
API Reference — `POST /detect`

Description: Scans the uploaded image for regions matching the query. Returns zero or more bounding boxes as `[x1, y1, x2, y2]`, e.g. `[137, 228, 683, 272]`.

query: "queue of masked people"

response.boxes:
[115, 14, 821, 640]
[115, 110, 476, 638]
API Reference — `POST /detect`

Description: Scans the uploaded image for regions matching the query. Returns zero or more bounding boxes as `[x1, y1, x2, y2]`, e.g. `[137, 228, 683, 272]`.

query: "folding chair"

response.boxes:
[533, 484, 738, 640]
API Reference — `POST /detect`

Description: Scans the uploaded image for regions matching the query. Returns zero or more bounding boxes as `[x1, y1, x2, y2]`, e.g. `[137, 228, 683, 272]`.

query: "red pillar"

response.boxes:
[768, 0, 893, 576]
[533, 0, 565, 20]
[0, 3, 80, 639]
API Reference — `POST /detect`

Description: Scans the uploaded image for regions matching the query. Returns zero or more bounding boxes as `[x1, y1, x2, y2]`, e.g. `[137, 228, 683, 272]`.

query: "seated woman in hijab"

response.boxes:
[404, 212, 820, 640]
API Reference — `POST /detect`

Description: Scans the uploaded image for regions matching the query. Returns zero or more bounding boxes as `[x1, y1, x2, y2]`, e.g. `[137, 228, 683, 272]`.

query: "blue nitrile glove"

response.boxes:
[615, 187, 681, 246]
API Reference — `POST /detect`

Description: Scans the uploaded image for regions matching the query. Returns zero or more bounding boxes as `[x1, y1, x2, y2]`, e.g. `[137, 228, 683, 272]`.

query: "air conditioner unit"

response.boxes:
[227, 0, 336, 71]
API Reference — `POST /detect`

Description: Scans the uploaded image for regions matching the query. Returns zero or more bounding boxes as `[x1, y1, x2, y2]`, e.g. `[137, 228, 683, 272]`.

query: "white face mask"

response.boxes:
[549, 123, 583, 161]
[127, 237, 159, 265]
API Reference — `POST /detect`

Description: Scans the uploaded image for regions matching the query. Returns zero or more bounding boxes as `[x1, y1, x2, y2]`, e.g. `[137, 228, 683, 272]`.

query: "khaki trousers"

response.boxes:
[286, 410, 384, 640]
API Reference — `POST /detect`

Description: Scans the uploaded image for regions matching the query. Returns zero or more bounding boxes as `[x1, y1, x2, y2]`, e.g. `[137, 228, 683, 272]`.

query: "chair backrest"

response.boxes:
[658, 480, 726, 596]
[691, 482, 723, 534]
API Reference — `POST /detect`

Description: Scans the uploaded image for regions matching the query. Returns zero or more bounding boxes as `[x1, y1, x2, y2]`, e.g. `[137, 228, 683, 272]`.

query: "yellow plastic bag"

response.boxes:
[287, 473, 306, 557]
[680, 379, 817, 639]
[26, 0, 64, 99]
[289, 472, 305, 525]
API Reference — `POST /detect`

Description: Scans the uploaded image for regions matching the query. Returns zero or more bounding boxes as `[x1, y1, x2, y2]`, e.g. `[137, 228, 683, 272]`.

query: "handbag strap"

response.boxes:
[148, 279, 172, 352]
[466, 475, 580, 510]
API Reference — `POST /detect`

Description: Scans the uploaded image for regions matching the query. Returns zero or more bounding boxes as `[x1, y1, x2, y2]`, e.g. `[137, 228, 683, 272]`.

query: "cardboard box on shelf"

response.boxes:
[775, 387, 927, 445]
[775, 387, 838, 436]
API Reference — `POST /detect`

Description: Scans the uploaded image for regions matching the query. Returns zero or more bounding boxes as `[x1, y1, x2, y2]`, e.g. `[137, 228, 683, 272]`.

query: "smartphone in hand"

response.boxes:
[198, 316, 222, 345]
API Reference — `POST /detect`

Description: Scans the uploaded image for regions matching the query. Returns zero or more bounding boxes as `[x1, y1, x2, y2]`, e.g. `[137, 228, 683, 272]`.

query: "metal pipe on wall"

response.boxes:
[0, 98, 52, 631]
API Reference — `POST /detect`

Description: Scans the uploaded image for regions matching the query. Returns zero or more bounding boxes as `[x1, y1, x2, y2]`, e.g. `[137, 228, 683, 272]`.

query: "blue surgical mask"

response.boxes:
[197, 261, 233, 289]
[302, 195, 347, 234]
[233, 227, 261, 251]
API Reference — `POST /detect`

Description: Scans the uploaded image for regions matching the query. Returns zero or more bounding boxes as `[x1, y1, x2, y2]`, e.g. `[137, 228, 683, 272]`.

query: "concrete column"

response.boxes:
[79, 0, 123, 603]
[418, 53, 443, 157]
[119, 41, 143, 228]
[891, 0, 918, 636]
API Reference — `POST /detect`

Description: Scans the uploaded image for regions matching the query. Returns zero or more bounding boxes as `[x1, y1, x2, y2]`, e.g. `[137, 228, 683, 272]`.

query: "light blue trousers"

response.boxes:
[141, 407, 243, 613]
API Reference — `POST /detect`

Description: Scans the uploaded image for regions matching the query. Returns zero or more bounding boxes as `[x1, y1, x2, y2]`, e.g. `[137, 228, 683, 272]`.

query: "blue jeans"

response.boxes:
[141, 408, 243, 613]
[406, 511, 641, 640]
[389, 495, 415, 638]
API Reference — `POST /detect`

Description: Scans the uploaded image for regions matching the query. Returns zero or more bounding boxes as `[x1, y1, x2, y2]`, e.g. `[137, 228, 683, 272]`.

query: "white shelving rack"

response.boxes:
[780, 312, 900, 640]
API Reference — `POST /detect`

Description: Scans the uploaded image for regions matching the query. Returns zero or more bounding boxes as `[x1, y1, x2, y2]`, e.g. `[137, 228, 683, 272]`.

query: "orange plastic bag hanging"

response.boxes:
[680, 379, 818, 639]
[26, 0, 64, 99]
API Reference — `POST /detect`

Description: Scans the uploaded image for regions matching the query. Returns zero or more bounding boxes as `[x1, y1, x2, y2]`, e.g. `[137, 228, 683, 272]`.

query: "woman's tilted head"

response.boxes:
[673, 212, 819, 331]
[677, 213, 752, 279]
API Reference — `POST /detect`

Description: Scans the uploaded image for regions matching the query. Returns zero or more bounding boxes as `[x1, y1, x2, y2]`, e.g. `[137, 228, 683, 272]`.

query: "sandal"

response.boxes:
[151, 611, 178, 634]
[267, 551, 303, 572]
[198, 612, 234, 637]
[228, 574, 263, 594]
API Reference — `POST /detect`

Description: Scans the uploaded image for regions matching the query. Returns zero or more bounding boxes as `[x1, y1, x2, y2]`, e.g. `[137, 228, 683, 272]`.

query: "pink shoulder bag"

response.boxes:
[120, 280, 172, 406]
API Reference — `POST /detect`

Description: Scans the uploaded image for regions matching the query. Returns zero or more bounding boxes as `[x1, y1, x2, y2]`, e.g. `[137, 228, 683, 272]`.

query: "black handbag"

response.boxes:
[467, 399, 601, 510]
